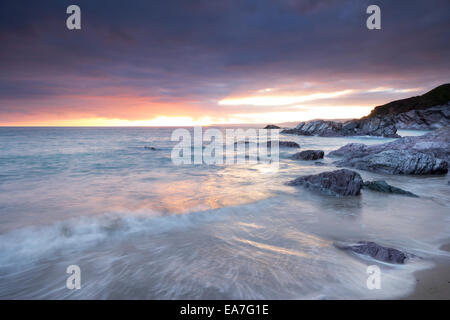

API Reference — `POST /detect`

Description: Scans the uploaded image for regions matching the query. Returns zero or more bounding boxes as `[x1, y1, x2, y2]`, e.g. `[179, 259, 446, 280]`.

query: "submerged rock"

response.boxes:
[287, 169, 363, 196]
[144, 146, 157, 150]
[335, 241, 408, 264]
[263, 124, 281, 129]
[363, 180, 419, 197]
[292, 150, 324, 160]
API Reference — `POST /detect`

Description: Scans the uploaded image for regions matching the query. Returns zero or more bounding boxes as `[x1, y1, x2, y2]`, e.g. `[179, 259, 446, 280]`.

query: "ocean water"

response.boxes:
[0, 127, 448, 299]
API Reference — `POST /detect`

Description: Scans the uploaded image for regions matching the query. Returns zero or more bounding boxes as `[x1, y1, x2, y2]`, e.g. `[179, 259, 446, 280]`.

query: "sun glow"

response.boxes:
[218, 90, 354, 106]
[229, 106, 374, 124]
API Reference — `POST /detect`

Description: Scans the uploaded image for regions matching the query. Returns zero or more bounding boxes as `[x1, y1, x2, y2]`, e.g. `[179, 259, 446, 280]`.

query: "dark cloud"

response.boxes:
[0, 0, 449, 122]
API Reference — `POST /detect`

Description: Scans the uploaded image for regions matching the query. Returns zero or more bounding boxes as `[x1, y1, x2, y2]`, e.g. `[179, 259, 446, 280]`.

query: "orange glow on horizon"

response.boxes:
[0, 105, 375, 127]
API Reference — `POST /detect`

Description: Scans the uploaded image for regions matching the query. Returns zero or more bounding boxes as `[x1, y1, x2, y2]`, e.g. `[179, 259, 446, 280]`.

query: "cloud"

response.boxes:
[0, 0, 449, 124]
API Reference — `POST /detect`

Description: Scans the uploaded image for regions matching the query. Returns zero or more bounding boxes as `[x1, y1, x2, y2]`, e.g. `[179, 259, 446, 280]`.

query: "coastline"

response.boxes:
[403, 242, 450, 300]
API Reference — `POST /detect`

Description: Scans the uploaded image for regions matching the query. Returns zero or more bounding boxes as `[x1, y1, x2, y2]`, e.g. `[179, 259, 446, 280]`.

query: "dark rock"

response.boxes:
[363, 180, 419, 197]
[234, 140, 300, 148]
[144, 146, 157, 150]
[335, 241, 408, 264]
[330, 127, 450, 175]
[367, 84, 450, 130]
[263, 124, 281, 129]
[287, 169, 363, 196]
[292, 150, 324, 160]
[271, 141, 300, 148]
[281, 117, 399, 138]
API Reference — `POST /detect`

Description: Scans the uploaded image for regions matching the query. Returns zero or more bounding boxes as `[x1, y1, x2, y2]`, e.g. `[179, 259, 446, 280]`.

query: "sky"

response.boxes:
[0, 0, 449, 126]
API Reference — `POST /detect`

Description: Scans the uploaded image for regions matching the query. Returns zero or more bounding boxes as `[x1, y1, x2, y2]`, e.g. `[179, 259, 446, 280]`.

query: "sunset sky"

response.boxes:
[1, 0, 449, 126]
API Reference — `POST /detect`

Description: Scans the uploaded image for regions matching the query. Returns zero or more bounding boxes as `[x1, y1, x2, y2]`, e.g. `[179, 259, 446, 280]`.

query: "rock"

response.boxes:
[336, 241, 408, 264]
[287, 169, 363, 196]
[271, 141, 300, 148]
[234, 140, 300, 148]
[335, 149, 448, 175]
[395, 104, 450, 130]
[281, 84, 450, 136]
[330, 127, 450, 175]
[292, 150, 324, 160]
[264, 124, 281, 129]
[144, 146, 157, 150]
[363, 180, 419, 197]
[281, 117, 399, 138]
[282, 120, 343, 136]
[367, 84, 450, 130]
[328, 143, 369, 158]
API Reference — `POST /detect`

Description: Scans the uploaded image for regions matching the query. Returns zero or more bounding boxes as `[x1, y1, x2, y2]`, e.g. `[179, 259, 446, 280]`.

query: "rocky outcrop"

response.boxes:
[281, 116, 399, 138]
[287, 169, 363, 196]
[282, 85, 450, 135]
[329, 127, 450, 175]
[292, 150, 324, 160]
[263, 124, 281, 129]
[395, 104, 450, 130]
[367, 84, 450, 130]
[335, 150, 448, 175]
[330, 127, 450, 161]
[335, 241, 408, 264]
[363, 180, 418, 197]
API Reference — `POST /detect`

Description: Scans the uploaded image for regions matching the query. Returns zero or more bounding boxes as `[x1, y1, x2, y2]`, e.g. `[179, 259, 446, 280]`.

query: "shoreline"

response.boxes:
[403, 242, 450, 300]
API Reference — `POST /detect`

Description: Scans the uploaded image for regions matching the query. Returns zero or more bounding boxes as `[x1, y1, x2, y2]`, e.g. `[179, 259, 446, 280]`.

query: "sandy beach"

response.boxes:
[404, 243, 450, 299]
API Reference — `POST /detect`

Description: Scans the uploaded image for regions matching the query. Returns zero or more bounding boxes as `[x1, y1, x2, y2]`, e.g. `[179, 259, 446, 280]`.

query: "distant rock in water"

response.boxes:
[144, 146, 157, 150]
[234, 140, 299, 148]
[281, 117, 399, 138]
[335, 241, 408, 264]
[275, 141, 300, 148]
[287, 169, 363, 196]
[263, 124, 281, 129]
[366, 84, 450, 130]
[292, 150, 324, 160]
[330, 127, 450, 175]
[363, 180, 419, 197]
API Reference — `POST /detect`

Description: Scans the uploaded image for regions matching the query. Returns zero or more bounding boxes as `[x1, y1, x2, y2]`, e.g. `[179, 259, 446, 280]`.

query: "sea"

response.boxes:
[0, 126, 448, 299]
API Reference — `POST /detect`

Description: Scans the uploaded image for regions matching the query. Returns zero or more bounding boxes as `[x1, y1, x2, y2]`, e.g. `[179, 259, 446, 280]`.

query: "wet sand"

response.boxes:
[403, 243, 450, 300]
